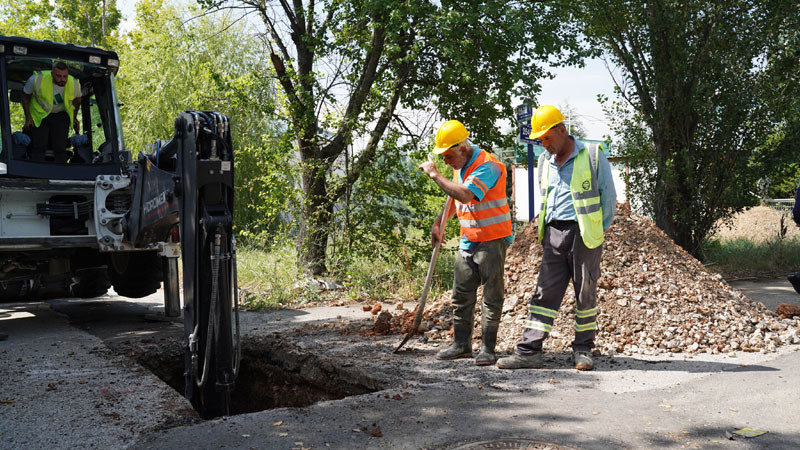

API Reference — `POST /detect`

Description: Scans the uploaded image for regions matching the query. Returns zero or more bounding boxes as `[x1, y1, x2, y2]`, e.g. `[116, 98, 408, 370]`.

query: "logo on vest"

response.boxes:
[582, 180, 591, 191]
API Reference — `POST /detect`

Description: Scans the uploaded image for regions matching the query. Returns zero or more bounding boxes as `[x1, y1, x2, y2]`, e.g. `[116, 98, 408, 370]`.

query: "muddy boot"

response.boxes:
[475, 325, 498, 366]
[572, 350, 594, 371]
[436, 320, 473, 360]
[496, 352, 544, 369]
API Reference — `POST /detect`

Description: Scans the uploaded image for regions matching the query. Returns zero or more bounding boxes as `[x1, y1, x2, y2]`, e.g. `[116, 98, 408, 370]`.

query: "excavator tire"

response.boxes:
[0, 280, 26, 302]
[108, 251, 163, 298]
[72, 268, 111, 298]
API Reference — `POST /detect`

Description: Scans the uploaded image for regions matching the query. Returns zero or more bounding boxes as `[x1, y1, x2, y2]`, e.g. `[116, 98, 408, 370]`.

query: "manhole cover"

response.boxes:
[451, 439, 578, 450]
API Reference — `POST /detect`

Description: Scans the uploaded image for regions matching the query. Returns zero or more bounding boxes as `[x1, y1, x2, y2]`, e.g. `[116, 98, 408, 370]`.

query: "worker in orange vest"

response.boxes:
[418, 120, 513, 365]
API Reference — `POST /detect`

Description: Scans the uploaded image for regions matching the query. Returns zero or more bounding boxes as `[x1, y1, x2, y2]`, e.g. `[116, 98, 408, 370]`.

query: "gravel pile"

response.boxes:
[398, 203, 800, 356]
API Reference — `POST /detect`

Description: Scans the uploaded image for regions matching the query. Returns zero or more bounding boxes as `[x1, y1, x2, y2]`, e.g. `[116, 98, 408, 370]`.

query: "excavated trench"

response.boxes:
[136, 336, 382, 417]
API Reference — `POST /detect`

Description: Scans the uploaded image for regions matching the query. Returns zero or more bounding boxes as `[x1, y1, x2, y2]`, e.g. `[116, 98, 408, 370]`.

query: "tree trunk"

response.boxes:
[651, 108, 705, 259]
[297, 152, 333, 276]
[79, 0, 96, 46]
[101, 0, 107, 38]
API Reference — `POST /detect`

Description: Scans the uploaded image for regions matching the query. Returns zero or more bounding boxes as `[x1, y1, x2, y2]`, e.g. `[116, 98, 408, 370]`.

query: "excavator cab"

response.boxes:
[1, 36, 128, 179]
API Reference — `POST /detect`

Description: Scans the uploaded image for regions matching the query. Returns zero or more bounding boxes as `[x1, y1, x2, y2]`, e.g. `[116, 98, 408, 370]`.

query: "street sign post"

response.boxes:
[516, 104, 536, 222]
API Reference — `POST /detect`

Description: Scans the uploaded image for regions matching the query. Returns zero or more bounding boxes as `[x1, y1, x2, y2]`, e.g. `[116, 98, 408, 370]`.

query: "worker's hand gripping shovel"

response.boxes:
[394, 157, 452, 352]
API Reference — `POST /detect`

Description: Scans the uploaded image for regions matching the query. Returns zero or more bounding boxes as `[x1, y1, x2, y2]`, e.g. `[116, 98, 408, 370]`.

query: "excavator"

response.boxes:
[0, 35, 238, 418]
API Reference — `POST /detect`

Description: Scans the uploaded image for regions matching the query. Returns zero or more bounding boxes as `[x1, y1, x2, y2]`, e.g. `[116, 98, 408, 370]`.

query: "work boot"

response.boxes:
[572, 350, 594, 371]
[436, 321, 473, 360]
[496, 352, 543, 369]
[475, 325, 498, 366]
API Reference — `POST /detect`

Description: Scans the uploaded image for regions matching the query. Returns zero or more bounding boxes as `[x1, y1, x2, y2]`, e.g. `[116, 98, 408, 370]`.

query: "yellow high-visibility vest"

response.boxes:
[29, 70, 78, 127]
[537, 143, 604, 248]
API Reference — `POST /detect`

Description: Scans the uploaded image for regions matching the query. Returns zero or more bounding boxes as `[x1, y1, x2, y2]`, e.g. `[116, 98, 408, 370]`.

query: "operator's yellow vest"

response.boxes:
[29, 70, 77, 127]
[537, 143, 604, 248]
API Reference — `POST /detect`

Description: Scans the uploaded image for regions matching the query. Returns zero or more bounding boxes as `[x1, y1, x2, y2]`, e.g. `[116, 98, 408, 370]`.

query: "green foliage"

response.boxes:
[330, 247, 456, 303]
[703, 236, 800, 276]
[236, 245, 304, 308]
[0, 0, 122, 48]
[201, 0, 590, 274]
[765, 164, 800, 199]
[582, 1, 800, 257]
[327, 129, 457, 267]
[234, 134, 300, 247]
[237, 243, 456, 310]
[116, 0, 297, 243]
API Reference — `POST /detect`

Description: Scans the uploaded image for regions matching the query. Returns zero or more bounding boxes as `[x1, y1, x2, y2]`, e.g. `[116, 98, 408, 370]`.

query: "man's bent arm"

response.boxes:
[428, 172, 475, 204]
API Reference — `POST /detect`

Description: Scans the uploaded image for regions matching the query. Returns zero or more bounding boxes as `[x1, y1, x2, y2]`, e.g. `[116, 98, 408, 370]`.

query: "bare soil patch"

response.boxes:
[712, 205, 797, 242]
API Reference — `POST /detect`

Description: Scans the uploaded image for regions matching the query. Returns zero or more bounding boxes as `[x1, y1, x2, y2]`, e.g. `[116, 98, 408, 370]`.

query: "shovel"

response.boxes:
[394, 195, 453, 353]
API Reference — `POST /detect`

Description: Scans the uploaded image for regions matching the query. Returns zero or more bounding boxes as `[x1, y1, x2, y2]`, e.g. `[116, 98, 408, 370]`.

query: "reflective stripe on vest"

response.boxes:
[29, 71, 77, 127]
[454, 150, 512, 242]
[536, 143, 604, 249]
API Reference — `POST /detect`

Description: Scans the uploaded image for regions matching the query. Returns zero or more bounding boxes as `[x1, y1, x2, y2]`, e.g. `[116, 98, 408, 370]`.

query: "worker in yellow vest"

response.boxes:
[21, 61, 81, 162]
[418, 120, 513, 366]
[498, 105, 616, 371]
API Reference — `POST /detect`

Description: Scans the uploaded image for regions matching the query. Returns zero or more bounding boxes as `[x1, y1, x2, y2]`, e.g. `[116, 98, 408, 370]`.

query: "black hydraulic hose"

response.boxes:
[195, 229, 222, 388]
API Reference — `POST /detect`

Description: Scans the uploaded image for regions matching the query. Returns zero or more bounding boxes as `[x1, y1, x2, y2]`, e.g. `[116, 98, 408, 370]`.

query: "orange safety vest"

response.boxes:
[454, 149, 512, 242]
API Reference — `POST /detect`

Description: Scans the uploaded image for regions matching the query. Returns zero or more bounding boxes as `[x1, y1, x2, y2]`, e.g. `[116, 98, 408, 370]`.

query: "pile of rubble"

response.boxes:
[389, 203, 800, 356]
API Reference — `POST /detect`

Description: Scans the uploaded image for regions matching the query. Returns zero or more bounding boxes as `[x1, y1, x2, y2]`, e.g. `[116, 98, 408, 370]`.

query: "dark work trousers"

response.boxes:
[451, 238, 509, 331]
[516, 222, 602, 354]
[31, 111, 69, 162]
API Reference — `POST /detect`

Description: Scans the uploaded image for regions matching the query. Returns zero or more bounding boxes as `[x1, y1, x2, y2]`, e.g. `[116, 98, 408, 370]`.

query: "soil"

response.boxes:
[712, 205, 798, 242]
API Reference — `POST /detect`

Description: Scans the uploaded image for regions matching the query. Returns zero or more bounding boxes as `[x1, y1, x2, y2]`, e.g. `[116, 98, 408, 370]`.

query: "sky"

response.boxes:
[116, 0, 619, 140]
[536, 58, 620, 140]
[118, 0, 137, 32]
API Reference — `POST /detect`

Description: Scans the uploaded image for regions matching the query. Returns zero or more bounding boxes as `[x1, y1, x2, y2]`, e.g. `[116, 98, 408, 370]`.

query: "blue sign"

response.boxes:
[515, 104, 539, 221]
[516, 104, 537, 144]
[519, 122, 534, 143]
[515, 104, 532, 120]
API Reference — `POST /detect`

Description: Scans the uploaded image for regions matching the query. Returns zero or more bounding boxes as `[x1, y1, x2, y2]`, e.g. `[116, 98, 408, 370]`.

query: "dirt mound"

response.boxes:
[386, 203, 800, 356]
[712, 205, 798, 243]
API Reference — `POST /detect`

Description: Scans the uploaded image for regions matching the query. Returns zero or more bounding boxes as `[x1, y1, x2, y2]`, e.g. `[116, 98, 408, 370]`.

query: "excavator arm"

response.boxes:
[132, 111, 239, 418]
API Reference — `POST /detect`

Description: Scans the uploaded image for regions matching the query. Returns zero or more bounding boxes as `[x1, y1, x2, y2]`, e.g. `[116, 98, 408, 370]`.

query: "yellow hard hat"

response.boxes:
[433, 120, 470, 154]
[529, 105, 565, 139]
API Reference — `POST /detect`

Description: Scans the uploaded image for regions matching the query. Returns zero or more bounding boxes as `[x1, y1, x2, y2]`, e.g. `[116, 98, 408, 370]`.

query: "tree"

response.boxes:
[581, 0, 800, 257]
[118, 0, 297, 243]
[53, 0, 122, 47]
[0, 0, 121, 48]
[557, 102, 588, 140]
[200, 0, 588, 274]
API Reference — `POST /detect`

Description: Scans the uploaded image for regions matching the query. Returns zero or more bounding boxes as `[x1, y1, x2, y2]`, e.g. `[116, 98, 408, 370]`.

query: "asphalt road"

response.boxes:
[729, 278, 800, 311]
[1, 279, 799, 450]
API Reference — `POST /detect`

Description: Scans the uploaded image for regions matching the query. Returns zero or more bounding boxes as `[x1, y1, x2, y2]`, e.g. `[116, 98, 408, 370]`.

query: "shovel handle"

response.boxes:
[394, 196, 453, 353]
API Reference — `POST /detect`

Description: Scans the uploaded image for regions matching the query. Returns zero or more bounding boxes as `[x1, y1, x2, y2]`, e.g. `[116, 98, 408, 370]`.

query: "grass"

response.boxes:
[236, 229, 799, 307]
[702, 235, 800, 277]
[236, 245, 304, 308]
[236, 243, 456, 310]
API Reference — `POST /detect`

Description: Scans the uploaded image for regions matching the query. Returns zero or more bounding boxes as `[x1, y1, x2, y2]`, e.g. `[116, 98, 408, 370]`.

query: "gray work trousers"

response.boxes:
[451, 238, 508, 330]
[516, 222, 602, 354]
